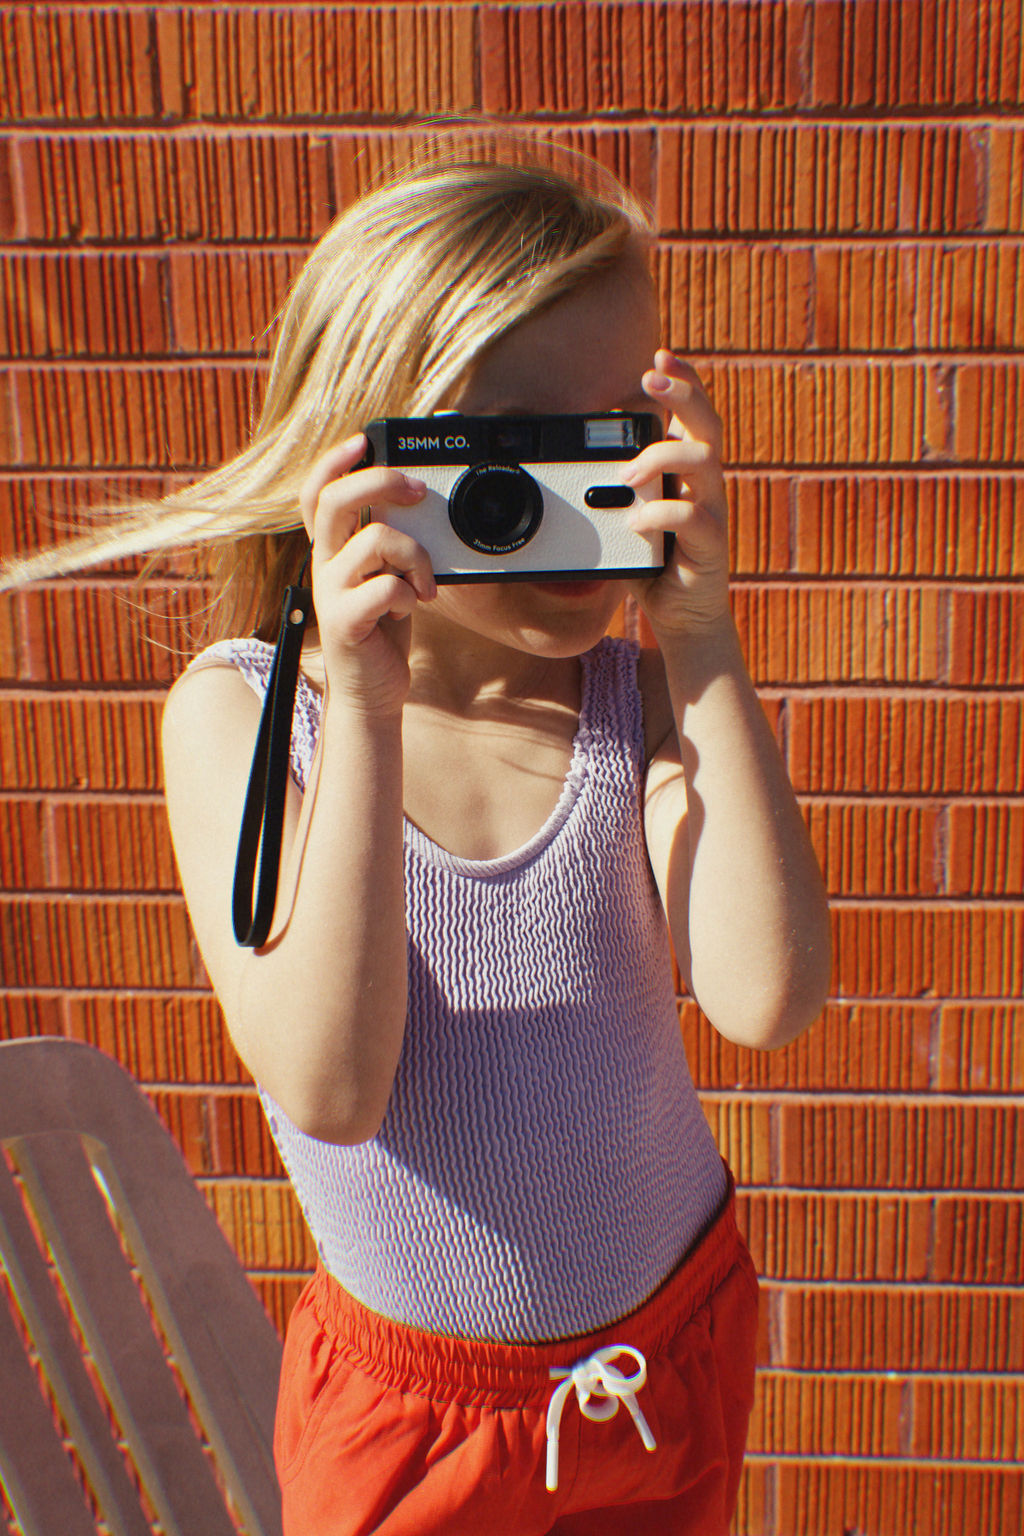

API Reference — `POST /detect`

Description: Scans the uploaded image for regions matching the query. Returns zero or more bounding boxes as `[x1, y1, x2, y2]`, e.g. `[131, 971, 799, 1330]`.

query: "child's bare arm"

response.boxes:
[632, 353, 831, 1049]
[162, 437, 434, 1142]
[643, 630, 830, 1048]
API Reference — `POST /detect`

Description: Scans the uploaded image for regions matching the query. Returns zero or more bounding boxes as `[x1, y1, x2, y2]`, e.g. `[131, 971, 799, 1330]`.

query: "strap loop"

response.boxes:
[545, 1345, 656, 1493]
[232, 579, 312, 947]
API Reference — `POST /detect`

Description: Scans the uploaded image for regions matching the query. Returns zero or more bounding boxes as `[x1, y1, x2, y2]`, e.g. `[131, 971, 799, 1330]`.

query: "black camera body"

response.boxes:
[362, 412, 668, 584]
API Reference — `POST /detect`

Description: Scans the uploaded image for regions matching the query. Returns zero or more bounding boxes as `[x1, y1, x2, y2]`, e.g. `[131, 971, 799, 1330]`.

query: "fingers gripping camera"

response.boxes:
[362, 414, 669, 584]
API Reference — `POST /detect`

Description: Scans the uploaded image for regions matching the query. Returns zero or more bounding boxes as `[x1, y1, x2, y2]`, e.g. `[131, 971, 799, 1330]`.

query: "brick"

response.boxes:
[814, 243, 914, 352]
[654, 242, 813, 353]
[7, 365, 253, 470]
[728, 473, 791, 576]
[485, 0, 805, 114]
[0, 7, 158, 121]
[806, 0, 1024, 110]
[773, 1460, 1024, 1536]
[684, 1000, 935, 1093]
[3, 123, 656, 245]
[0, 473, 186, 567]
[0, 138, 13, 239]
[147, 1088, 213, 1178]
[0, 695, 164, 791]
[732, 1460, 769, 1536]
[329, 123, 658, 221]
[142, 1088, 283, 1180]
[732, 583, 942, 686]
[204, 1092, 285, 1179]
[696, 358, 950, 468]
[44, 797, 178, 893]
[0, 993, 64, 1040]
[699, 1096, 772, 1185]
[786, 695, 1024, 795]
[915, 240, 1024, 350]
[947, 589, 1024, 687]
[11, 132, 333, 242]
[954, 361, 1024, 462]
[656, 122, 985, 236]
[748, 1370, 906, 1458]
[814, 238, 1024, 351]
[0, 586, 17, 676]
[0, 894, 201, 990]
[908, 1376, 1024, 1462]
[176, 4, 478, 119]
[987, 123, 1024, 232]
[776, 1282, 1024, 1372]
[12, 583, 211, 684]
[831, 903, 1024, 999]
[63, 994, 251, 1087]
[0, 253, 170, 359]
[947, 803, 1024, 894]
[790, 473, 1024, 579]
[0, 797, 44, 888]
[201, 1178, 316, 1272]
[933, 1195, 1024, 1283]
[152, 5, 187, 119]
[934, 1002, 1024, 1092]
[776, 1099, 1024, 1190]
[251, 1275, 304, 1339]
[802, 800, 943, 897]
[737, 1191, 933, 1282]
[168, 248, 302, 354]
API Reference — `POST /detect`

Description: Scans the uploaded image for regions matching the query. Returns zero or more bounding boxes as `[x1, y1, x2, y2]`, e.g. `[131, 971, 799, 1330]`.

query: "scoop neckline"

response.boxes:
[401, 647, 596, 878]
[228, 634, 602, 876]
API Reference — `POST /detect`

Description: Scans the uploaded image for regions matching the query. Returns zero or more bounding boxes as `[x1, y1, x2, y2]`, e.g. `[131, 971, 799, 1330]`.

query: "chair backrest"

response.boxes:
[0, 1036, 282, 1536]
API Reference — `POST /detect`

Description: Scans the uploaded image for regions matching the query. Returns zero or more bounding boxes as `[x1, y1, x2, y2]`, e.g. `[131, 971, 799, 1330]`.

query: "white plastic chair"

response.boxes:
[0, 1036, 282, 1536]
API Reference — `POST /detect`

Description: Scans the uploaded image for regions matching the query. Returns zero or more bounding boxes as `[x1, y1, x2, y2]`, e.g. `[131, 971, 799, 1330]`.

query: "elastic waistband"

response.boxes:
[306, 1175, 745, 1410]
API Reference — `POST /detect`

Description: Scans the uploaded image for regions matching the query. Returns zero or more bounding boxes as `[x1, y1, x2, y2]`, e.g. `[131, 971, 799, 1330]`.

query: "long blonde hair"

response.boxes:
[2, 149, 651, 640]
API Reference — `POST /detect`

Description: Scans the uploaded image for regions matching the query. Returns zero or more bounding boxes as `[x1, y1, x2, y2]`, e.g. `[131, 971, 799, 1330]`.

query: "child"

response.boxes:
[8, 151, 830, 1534]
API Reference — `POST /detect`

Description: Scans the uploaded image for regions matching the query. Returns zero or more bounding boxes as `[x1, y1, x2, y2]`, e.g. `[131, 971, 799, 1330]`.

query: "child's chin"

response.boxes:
[530, 578, 608, 599]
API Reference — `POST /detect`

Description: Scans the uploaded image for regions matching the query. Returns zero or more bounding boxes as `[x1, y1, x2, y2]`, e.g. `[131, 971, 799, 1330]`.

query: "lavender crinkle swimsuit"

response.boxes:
[189, 634, 729, 1343]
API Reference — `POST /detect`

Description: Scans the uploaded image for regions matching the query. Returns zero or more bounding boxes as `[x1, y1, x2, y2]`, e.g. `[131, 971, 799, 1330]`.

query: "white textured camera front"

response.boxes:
[363, 413, 667, 584]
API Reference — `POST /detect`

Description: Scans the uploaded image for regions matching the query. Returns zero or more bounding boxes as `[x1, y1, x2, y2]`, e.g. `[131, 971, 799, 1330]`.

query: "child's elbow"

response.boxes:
[705, 936, 832, 1052]
[258, 1059, 395, 1145]
[284, 1087, 390, 1146]
[743, 986, 827, 1051]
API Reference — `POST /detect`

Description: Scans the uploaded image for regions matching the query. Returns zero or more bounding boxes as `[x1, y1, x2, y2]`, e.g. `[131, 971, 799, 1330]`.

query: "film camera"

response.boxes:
[361, 412, 669, 583]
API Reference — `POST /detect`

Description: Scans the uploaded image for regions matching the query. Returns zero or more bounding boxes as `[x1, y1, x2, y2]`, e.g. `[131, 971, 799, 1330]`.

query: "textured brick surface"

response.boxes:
[2, 5, 1022, 1531]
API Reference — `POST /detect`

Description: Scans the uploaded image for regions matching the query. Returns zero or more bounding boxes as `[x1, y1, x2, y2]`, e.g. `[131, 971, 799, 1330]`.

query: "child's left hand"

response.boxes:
[624, 350, 731, 638]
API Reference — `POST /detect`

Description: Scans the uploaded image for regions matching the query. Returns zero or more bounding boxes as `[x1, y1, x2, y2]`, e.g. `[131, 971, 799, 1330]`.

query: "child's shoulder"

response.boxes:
[161, 639, 275, 767]
[176, 636, 275, 689]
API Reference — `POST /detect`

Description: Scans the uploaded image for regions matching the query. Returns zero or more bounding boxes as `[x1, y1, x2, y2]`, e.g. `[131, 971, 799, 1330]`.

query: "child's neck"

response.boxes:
[407, 634, 577, 717]
[403, 629, 585, 862]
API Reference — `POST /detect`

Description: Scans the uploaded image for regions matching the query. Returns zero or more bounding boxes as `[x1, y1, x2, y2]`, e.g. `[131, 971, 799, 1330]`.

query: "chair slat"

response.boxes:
[0, 1154, 152, 1536]
[0, 1038, 282, 1536]
[89, 1146, 282, 1534]
[12, 1134, 239, 1536]
[0, 1286, 98, 1536]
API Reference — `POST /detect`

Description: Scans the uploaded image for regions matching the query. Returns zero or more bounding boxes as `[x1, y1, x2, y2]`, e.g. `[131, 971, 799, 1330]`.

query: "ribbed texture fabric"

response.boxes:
[193, 636, 728, 1342]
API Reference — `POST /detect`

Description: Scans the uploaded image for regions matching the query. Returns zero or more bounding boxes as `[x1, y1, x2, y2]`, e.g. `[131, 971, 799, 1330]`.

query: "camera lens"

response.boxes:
[448, 464, 543, 555]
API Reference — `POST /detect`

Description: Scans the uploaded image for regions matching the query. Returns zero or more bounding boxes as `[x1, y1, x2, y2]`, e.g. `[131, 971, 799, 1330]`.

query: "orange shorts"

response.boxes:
[274, 1182, 758, 1535]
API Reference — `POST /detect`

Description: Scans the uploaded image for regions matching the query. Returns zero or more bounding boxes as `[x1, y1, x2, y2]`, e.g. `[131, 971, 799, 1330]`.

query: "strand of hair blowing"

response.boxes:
[1, 153, 651, 642]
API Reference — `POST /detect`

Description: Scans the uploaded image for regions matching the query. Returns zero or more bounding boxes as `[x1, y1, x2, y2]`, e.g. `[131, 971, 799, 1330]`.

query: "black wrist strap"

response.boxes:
[232, 579, 313, 947]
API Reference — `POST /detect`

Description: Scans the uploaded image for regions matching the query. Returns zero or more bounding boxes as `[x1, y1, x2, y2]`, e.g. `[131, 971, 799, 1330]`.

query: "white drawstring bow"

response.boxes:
[545, 1345, 657, 1492]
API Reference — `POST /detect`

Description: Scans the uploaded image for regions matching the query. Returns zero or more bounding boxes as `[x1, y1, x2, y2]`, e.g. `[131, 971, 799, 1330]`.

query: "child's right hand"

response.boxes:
[299, 434, 436, 713]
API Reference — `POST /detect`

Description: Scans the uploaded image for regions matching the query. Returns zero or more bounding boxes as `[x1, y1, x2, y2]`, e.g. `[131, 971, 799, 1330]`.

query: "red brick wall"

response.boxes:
[1, 4, 1022, 1533]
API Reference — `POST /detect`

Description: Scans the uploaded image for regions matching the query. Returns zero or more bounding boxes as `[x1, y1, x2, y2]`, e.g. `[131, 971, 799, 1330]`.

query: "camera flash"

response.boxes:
[584, 418, 635, 450]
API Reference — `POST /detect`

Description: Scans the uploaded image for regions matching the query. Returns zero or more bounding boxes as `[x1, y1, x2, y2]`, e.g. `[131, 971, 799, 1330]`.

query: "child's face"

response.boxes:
[415, 251, 663, 662]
